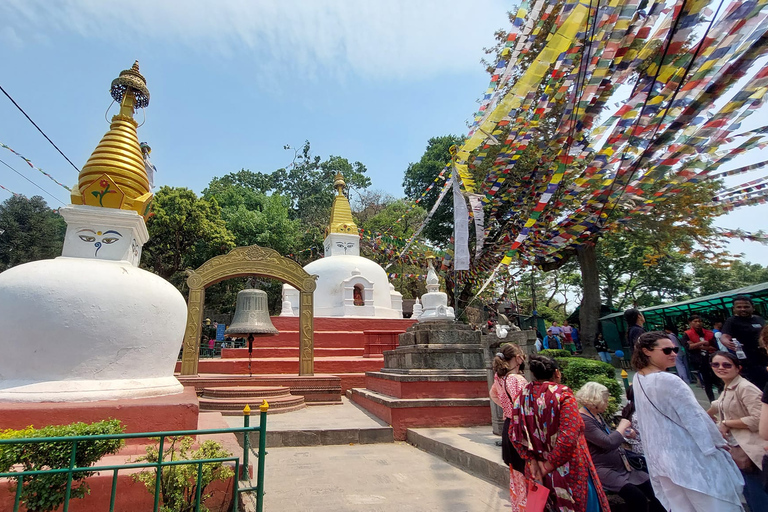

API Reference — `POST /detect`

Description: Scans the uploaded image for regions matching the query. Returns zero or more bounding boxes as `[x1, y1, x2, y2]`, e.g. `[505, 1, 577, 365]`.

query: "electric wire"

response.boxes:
[0, 158, 66, 205]
[0, 84, 81, 173]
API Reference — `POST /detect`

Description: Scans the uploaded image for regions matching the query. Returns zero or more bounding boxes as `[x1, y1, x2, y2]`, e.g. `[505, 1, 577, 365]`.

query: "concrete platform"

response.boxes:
[406, 426, 509, 488]
[261, 442, 510, 512]
[224, 396, 395, 447]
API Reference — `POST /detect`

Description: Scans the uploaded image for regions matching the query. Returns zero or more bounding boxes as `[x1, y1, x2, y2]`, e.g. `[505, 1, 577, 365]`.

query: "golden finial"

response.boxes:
[243, 404, 251, 416]
[333, 172, 346, 195]
[71, 61, 153, 218]
[260, 399, 269, 413]
[327, 172, 357, 235]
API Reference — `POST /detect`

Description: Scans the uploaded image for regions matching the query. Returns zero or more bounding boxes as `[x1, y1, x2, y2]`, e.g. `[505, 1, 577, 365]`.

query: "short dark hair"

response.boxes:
[624, 308, 641, 326]
[712, 351, 742, 371]
[733, 295, 754, 305]
[528, 355, 559, 381]
[631, 331, 670, 370]
[689, 314, 701, 323]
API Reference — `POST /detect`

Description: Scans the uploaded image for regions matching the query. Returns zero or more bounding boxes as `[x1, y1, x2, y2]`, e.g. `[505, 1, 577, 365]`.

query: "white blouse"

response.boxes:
[633, 371, 743, 507]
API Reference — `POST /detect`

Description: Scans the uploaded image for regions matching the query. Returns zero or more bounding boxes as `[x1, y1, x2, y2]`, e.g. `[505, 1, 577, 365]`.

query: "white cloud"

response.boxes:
[0, 0, 510, 81]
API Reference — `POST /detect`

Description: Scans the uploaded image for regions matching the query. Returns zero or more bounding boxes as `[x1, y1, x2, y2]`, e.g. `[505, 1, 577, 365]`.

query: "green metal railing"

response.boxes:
[0, 401, 269, 512]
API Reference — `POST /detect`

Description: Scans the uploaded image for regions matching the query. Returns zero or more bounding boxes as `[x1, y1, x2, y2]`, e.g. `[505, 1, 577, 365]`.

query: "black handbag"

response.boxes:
[501, 376, 526, 473]
[763, 452, 768, 492]
[625, 450, 648, 472]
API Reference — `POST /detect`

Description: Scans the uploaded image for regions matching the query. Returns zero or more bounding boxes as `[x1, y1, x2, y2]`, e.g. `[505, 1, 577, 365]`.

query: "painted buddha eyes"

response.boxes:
[76, 229, 123, 257]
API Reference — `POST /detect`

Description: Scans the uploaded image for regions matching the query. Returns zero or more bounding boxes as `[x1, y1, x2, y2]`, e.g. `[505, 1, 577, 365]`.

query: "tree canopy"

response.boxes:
[0, 195, 65, 272]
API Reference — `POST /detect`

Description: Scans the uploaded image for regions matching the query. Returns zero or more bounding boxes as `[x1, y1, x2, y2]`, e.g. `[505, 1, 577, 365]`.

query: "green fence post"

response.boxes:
[257, 399, 269, 512]
[13, 475, 22, 512]
[242, 404, 251, 480]
[195, 461, 204, 512]
[63, 439, 77, 512]
[109, 468, 119, 512]
[154, 436, 165, 512]
[621, 369, 630, 393]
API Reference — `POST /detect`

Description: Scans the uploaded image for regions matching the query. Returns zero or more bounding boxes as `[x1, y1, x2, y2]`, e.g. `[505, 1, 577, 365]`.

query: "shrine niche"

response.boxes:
[179, 245, 317, 376]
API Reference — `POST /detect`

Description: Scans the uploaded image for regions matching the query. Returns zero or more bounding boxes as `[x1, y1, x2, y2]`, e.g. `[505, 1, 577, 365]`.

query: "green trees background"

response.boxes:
[0, 137, 766, 321]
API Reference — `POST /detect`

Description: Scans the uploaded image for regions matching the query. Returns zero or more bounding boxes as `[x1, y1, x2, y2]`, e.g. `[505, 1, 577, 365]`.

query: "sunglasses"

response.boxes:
[653, 346, 679, 355]
[711, 362, 734, 369]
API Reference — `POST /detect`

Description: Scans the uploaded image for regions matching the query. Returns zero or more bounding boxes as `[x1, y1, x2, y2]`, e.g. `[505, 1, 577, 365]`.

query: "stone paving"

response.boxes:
[261, 442, 510, 512]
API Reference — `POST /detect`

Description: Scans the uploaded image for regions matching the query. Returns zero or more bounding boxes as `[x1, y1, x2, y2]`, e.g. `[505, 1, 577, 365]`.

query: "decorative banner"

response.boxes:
[453, 166, 470, 271]
[0, 183, 19, 197]
[468, 193, 485, 258]
[0, 142, 72, 192]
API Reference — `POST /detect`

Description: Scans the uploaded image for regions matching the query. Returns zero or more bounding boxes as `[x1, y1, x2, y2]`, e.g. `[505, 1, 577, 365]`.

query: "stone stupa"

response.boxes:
[0, 63, 190, 415]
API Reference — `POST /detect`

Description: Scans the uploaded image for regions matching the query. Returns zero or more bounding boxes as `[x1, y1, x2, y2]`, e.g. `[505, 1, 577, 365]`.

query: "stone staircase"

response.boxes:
[198, 386, 306, 415]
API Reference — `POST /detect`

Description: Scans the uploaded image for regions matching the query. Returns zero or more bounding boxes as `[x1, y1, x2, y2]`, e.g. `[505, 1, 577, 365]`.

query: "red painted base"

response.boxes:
[364, 374, 488, 399]
[350, 392, 491, 441]
[0, 388, 200, 438]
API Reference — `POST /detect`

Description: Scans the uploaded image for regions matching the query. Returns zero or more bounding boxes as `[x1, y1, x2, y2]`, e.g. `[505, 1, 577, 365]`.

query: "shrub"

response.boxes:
[538, 349, 571, 359]
[133, 436, 234, 512]
[0, 420, 124, 512]
[557, 357, 616, 389]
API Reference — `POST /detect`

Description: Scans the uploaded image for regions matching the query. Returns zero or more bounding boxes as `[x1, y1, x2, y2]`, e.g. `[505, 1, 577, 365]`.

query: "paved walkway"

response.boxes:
[262, 442, 510, 512]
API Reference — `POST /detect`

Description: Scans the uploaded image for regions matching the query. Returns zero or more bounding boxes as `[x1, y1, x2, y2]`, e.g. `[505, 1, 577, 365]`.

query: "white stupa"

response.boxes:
[414, 253, 455, 322]
[280, 173, 403, 318]
[0, 62, 187, 402]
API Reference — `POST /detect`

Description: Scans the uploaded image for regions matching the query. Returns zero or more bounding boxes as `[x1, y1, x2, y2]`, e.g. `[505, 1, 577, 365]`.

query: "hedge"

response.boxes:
[0, 419, 124, 512]
[555, 357, 623, 417]
[538, 349, 572, 359]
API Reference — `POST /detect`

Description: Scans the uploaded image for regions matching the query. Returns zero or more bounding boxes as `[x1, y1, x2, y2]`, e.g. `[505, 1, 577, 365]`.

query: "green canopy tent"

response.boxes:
[599, 282, 768, 350]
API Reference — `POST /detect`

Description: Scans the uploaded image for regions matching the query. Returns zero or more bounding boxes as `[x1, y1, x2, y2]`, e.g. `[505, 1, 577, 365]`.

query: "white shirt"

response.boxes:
[633, 371, 743, 508]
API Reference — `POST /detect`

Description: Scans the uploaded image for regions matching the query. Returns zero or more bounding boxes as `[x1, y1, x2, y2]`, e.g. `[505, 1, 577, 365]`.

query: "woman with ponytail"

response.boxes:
[490, 343, 528, 509]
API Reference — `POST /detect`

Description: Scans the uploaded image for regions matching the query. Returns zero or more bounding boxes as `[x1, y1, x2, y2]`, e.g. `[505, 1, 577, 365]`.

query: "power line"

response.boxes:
[0, 157, 66, 206]
[0, 84, 81, 173]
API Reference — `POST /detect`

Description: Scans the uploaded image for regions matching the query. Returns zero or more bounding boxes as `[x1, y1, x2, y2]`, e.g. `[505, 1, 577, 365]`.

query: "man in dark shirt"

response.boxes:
[624, 308, 646, 347]
[721, 295, 767, 389]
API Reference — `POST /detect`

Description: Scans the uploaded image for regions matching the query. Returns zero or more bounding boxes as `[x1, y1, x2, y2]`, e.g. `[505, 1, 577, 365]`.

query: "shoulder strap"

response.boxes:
[636, 374, 684, 431]
[503, 374, 514, 403]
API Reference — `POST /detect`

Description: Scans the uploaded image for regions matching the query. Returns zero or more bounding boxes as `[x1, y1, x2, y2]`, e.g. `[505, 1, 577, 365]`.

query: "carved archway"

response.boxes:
[179, 245, 317, 376]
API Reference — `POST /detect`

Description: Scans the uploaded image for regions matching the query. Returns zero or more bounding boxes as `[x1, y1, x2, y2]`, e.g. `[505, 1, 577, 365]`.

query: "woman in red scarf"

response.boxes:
[511, 355, 610, 512]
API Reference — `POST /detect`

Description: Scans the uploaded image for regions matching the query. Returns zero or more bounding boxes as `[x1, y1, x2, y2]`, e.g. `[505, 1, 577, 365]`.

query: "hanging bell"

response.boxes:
[225, 289, 279, 337]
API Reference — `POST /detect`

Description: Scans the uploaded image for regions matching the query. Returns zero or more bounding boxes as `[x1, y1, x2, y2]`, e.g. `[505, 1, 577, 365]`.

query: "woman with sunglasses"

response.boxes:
[632, 331, 744, 512]
[706, 351, 768, 512]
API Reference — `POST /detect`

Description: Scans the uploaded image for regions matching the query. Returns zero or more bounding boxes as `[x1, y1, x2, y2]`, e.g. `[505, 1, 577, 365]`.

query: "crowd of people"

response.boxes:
[489, 294, 768, 512]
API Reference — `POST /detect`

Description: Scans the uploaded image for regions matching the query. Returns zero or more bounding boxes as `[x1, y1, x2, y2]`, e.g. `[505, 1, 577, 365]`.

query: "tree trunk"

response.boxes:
[577, 243, 601, 356]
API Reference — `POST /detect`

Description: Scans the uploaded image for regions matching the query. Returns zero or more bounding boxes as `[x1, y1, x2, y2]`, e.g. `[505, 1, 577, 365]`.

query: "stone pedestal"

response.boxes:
[481, 330, 538, 435]
[351, 321, 490, 440]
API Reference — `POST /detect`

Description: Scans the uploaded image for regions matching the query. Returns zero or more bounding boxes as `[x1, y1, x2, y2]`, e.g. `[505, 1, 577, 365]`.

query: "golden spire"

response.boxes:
[71, 61, 153, 218]
[327, 172, 357, 235]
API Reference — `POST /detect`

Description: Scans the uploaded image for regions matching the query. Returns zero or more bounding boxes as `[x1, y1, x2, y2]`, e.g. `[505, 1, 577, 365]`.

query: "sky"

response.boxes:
[0, 0, 766, 266]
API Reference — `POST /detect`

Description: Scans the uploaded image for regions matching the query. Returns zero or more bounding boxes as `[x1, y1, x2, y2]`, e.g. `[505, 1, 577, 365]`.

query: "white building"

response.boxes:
[281, 173, 403, 318]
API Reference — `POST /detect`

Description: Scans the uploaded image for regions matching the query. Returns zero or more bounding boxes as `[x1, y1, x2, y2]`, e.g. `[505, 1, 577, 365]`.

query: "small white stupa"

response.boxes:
[280, 173, 403, 318]
[0, 62, 187, 402]
[415, 253, 455, 322]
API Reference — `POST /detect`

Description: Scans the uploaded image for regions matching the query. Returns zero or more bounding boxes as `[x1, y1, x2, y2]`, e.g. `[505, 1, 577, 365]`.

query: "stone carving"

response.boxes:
[179, 245, 318, 376]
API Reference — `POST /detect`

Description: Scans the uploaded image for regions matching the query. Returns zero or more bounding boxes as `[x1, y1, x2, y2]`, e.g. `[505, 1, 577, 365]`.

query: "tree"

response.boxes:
[692, 260, 768, 296]
[141, 187, 235, 289]
[402, 135, 464, 245]
[0, 195, 65, 272]
[355, 197, 428, 300]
